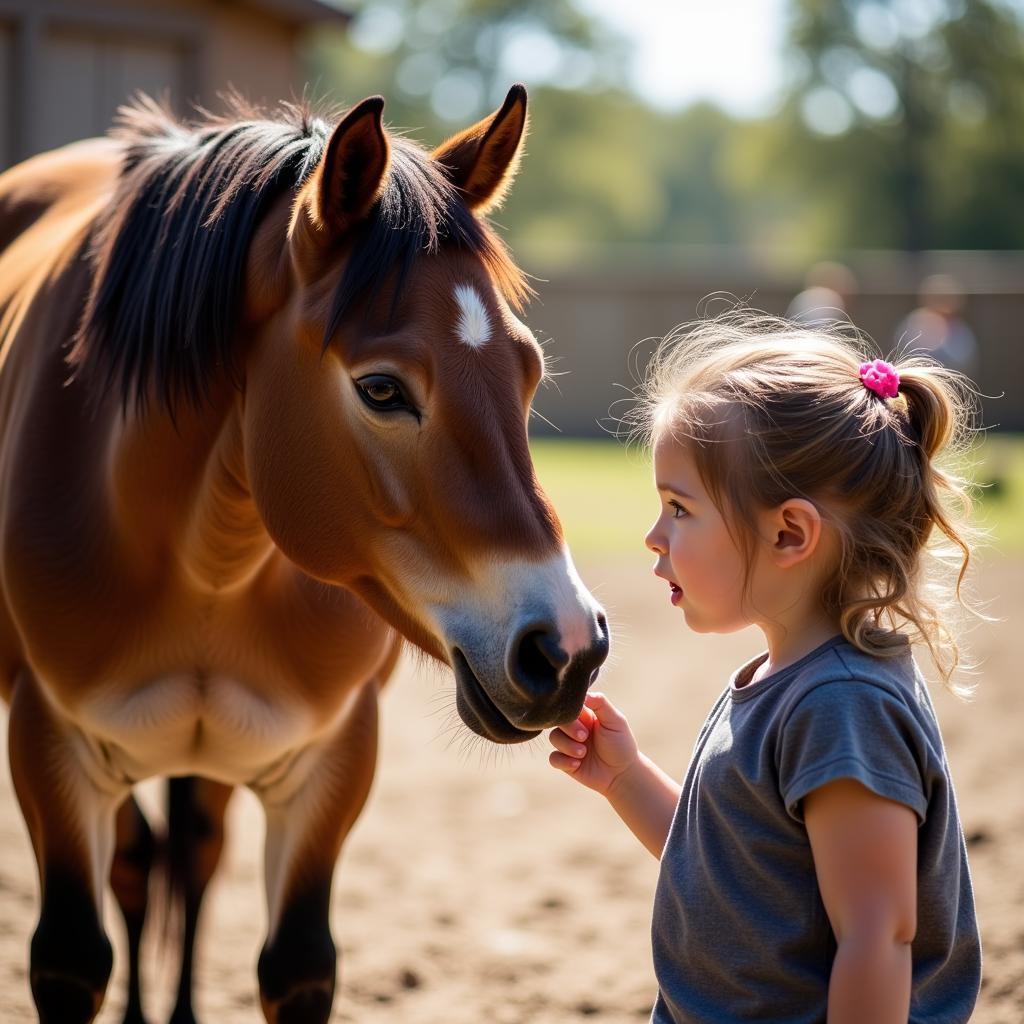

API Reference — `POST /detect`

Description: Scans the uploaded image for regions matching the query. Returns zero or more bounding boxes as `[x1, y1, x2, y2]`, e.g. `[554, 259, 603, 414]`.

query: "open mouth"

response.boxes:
[452, 649, 540, 744]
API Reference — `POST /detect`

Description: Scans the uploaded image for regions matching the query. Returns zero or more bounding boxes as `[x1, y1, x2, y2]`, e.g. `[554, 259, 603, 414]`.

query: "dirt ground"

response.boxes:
[1, 551, 1021, 1023]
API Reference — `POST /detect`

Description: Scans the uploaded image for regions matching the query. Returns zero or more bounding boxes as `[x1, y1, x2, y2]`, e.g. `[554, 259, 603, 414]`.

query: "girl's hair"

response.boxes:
[629, 311, 981, 692]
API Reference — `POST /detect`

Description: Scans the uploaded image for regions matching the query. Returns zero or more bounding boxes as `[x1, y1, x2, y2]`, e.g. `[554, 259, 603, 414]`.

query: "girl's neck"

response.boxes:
[748, 612, 841, 686]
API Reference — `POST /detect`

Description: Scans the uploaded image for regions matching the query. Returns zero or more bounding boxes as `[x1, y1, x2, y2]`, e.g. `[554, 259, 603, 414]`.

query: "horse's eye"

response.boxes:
[354, 374, 412, 413]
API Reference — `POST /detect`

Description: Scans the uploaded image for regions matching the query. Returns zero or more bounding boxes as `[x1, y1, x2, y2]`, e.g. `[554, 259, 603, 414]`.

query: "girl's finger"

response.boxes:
[584, 691, 625, 726]
[578, 705, 598, 733]
[549, 750, 581, 773]
[548, 729, 588, 759]
[550, 718, 589, 743]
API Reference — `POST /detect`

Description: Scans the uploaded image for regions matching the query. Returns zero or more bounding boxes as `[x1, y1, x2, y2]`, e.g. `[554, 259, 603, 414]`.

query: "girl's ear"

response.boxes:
[431, 84, 528, 214]
[768, 499, 823, 568]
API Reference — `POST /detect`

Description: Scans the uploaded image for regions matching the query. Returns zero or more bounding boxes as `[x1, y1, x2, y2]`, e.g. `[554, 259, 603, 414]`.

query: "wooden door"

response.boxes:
[36, 27, 186, 153]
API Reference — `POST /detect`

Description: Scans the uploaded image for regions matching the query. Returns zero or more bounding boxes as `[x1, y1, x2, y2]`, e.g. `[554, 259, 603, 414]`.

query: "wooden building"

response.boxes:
[0, 0, 349, 171]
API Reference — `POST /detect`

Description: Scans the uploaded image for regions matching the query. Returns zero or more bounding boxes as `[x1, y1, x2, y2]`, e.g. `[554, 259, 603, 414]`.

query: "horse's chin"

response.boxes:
[451, 649, 540, 744]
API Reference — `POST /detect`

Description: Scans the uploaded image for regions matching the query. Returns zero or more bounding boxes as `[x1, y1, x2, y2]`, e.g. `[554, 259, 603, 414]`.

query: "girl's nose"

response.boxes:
[645, 521, 666, 555]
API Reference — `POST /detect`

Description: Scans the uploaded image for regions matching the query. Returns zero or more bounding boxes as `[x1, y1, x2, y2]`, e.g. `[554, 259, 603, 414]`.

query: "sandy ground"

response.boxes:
[1, 551, 1021, 1023]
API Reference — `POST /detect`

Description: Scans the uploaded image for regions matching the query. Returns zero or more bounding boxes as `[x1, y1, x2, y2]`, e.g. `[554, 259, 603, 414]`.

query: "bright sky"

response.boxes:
[348, 0, 793, 119]
[575, 0, 790, 117]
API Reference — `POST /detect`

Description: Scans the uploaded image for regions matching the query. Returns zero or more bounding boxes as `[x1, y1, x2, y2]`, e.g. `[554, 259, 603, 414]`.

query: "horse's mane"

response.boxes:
[70, 93, 530, 414]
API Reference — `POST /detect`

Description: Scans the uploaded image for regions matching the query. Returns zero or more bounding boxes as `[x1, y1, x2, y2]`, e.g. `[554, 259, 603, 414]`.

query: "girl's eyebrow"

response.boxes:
[656, 481, 696, 500]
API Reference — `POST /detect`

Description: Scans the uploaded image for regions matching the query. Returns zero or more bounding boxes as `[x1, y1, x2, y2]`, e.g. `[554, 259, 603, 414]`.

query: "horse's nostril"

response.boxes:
[510, 627, 567, 700]
[596, 611, 608, 634]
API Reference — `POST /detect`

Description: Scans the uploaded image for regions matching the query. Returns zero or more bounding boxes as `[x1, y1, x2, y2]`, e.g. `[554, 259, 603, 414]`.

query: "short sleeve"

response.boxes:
[778, 680, 929, 824]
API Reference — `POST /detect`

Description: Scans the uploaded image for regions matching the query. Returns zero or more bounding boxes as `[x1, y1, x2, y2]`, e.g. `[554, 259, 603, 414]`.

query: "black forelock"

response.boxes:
[70, 95, 528, 418]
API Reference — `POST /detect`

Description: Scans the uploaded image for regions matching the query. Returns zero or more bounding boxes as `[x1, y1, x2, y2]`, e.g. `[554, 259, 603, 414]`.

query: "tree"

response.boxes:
[781, 0, 1024, 251]
[301, 0, 1024, 258]
[306, 0, 628, 131]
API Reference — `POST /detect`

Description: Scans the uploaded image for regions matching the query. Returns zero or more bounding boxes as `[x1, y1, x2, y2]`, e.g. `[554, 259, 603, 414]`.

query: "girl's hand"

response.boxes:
[548, 692, 639, 796]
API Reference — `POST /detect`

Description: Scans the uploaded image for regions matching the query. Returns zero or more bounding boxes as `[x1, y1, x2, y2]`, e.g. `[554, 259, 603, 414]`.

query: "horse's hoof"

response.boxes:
[32, 972, 101, 1024]
[272, 985, 333, 1024]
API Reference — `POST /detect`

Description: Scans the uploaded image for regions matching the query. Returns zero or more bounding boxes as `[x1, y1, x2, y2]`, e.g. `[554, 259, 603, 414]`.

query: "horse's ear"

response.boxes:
[308, 96, 390, 238]
[432, 84, 528, 215]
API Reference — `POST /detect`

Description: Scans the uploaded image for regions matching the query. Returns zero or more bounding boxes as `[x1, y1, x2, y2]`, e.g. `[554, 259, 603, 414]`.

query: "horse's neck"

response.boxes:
[181, 403, 276, 592]
[108, 391, 274, 593]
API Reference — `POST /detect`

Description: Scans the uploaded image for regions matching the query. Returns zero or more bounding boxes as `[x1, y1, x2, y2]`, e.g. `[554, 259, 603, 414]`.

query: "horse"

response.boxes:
[0, 84, 609, 1024]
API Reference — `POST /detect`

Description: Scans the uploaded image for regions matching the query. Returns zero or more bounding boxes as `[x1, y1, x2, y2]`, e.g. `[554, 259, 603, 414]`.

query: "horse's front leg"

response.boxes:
[252, 680, 379, 1024]
[8, 670, 128, 1024]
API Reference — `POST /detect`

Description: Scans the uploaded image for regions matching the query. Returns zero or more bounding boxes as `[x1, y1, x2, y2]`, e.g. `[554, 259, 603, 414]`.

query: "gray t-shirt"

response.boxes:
[651, 635, 981, 1024]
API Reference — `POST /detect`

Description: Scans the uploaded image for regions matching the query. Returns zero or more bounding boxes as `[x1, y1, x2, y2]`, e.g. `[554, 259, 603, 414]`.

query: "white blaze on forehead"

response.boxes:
[453, 283, 492, 349]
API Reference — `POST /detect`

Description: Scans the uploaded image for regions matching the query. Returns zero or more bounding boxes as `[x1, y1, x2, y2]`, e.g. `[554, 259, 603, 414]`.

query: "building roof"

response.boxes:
[240, 0, 352, 25]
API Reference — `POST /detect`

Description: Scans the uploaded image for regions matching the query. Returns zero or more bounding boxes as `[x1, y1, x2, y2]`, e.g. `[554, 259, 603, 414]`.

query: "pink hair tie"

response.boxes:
[859, 359, 900, 399]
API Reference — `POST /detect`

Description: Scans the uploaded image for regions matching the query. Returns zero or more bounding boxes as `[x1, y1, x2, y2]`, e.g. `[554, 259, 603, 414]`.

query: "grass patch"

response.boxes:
[530, 438, 654, 557]
[531, 433, 1024, 558]
[972, 433, 1024, 555]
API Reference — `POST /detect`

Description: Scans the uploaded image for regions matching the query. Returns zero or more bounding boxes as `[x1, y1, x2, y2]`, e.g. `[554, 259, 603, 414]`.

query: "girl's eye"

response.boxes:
[354, 374, 415, 415]
[669, 500, 688, 519]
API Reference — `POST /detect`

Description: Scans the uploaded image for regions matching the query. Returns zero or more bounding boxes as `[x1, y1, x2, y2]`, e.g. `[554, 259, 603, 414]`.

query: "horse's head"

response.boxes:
[243, 87, 608, 742]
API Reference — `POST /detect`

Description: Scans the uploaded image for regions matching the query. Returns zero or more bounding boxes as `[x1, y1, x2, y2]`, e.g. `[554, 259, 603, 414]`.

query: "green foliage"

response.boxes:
[502, 90, 669, 250]
[305, 0, 626, 130]
[303, 0, 1024, 257]
[780, 0, 1024, 250]
[305, 2, 763, 254]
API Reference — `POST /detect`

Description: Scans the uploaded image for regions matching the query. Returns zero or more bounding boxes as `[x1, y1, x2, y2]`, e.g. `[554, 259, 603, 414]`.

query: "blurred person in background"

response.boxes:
[787, 261, 858, 327]
[896, 274, 978, 377]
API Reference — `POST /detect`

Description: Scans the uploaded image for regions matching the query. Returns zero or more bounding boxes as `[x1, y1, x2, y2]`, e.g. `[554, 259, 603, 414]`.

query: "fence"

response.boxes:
[524, 247, 1023, 436]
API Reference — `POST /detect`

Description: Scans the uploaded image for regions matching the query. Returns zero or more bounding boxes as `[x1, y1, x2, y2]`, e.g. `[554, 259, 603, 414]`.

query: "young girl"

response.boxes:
[549, 316, 982, 1023]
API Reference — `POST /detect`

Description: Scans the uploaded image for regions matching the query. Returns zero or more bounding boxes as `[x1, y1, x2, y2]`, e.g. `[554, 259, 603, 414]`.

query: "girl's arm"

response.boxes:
[604, 751, 681, 858]
[804, 778, 918, 1024]
[549, 692, 680, 858]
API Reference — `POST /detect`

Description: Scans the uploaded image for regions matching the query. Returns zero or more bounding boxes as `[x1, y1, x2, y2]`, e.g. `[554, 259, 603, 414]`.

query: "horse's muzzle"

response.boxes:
[451, 610, 610, 743]
[453, 648, 540, 743]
